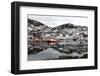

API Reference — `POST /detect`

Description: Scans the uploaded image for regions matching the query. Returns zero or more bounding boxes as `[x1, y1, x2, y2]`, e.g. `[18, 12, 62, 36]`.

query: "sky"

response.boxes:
[28, 14, 88, 28]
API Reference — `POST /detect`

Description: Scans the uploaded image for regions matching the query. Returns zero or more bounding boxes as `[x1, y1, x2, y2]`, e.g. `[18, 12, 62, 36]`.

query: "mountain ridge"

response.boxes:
[28, 18, 88, 30]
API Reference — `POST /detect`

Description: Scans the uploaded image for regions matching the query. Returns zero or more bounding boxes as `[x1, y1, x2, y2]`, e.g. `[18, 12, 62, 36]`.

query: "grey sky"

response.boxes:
[28, 14, 88, 27]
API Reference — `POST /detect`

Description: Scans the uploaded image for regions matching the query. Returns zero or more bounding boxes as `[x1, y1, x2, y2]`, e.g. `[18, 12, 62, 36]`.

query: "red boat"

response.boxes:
[46, 38, 59, 45]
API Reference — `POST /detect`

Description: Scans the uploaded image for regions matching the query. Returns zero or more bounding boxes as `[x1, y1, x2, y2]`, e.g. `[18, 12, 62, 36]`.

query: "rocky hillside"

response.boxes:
[28, 18, 88, 59]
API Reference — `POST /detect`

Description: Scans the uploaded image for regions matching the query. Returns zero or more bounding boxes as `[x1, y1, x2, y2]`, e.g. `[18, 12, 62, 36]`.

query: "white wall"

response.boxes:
[0, 0, 99, 76]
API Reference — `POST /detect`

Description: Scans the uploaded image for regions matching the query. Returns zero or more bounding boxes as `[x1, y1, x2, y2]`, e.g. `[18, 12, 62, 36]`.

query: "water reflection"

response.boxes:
[28, 40, 88, 60]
